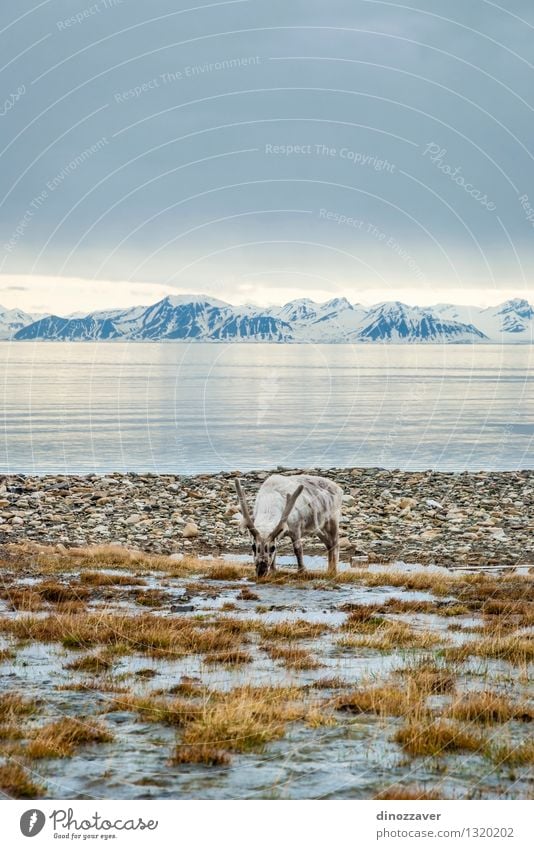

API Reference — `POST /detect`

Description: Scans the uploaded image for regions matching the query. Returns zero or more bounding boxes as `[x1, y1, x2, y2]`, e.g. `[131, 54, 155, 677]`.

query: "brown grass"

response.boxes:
[65, 653, 114, 674]
[336, 569, 457, 595]
[262, 644, 320, 670]
[335, 684, 419, 717]
[338, 620, 446, 651]
[397, 659, 457, 695]
[56, 680, 128, 694]
[374, 785, 445, 800]
[488, 739, 534, 766]
[34, 580, 91, 603]
[448, 634, 534, 665]
[115, 694, 202, 727]
[0, 724, 25, 740]
[0, 761, 45, 798]
[134, 589, 167, 608]
[79, 571, 145, 586]
[257, 620, 330, 641]
[165, 680, 205, 698]
[201, 563, 252, 581]
[179, 685, 310, 753]
[308, 677, 349, 690]
[26, 717, 113, 759]
[239, 588, 259, 601]
[394, 719, 485, 757]
[0, 611, 246, 657]
[446, 692, 534, 724]
[1, 588, 44, 611]
[118, 684, 324, 755]
[204, 649, 252, 665]
[170, 744, 231, 766]
[0, 693, 39, 720]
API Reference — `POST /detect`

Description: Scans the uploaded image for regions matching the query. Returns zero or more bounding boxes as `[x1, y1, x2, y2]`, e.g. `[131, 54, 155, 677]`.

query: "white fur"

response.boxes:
[253, 474, 342, 538]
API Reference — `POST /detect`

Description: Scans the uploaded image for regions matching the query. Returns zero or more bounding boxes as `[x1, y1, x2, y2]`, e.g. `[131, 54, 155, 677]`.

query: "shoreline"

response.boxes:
[0, 467, 532, 567]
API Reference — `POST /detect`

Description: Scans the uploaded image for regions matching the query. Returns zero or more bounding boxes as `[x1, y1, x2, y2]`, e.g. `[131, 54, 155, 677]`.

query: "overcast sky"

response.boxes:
[0, 0, 533, 314]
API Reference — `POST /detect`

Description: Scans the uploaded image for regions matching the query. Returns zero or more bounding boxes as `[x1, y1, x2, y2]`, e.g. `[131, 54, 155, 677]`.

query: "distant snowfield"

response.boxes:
[2, 294, 534, 343]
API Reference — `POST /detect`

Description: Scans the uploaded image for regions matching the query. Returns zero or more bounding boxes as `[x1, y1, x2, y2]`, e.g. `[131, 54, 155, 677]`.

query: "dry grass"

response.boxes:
[257, 620, 330, 641]
[239, 587, 259, 601]
[201, 563, 252, 581]
[338, 620, 446, 651]
[394, 719, 485, 757]
[0, 648, 15, 663]
[488, 739, 534, 766]
[79, 571, 144, 586]
[448, 634, 534, 665]
[118, 684, 324, 757]
[446, 692, 534, 724]
[170, 744, 231, 766]
[308, 677, 349, 690]
[34, 580, 91, 603]
[0, 693, 39, 720]
[165, 680, 205, 698]
[0, 761, 45, 797]
[397, 659, 457, 695]
[204, 649, 252, 665]
[31, 544, 200, 574]
[336, 569, 457, 595]
[262, 644, 320, 670]
[374, 785, 445, 800]
[335, 685, 420, 717]
[65, 653, 114, 674]
[0, 611, 247, 657]
[26, 717, 113, 759]
[56, 680, 128, 694]
[179, 685, 311, 754]
[115, 694, 202, 726]
[0, 724, 25, 740]
[1, 588, 44, 611]
[134, 589, 167, 608]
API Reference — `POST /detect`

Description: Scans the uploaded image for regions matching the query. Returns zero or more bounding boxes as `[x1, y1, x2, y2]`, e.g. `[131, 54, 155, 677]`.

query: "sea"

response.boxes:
[1, 342, 532, 474]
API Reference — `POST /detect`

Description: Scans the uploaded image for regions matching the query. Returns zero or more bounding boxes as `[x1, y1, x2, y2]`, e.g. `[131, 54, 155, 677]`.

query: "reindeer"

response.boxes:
[235, 474, 343, 577]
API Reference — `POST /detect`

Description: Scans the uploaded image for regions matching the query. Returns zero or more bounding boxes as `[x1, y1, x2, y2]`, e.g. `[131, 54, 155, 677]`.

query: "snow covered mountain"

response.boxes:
[357, 302, 487, 343]
[10, 295, 534, 343]
[270, 297, 368, 341]
[0, 306, 44, 339]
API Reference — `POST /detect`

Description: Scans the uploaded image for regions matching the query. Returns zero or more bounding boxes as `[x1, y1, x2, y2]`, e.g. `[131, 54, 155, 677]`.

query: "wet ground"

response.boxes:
[0, 550, 532, 800]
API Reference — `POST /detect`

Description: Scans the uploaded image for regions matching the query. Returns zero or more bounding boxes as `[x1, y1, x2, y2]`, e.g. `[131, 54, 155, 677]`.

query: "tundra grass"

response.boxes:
[261, 644, 320, 670]
[374, 785, 445, 800]
[0, 761, 45, 798]
[26, 717, 114, 759]
[447, 635, 534, 665]
[204, 649, 252, 665]
[394, 719, 485, 757]
[338, 620, 446, 651]
[446, 692, 534, 724]
[0, 611, 247, 657]
[0, 693, 39, 720]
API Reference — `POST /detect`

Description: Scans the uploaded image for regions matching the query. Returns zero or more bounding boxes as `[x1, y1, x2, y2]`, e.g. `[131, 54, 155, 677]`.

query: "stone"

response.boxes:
[182, 522, 199, 539]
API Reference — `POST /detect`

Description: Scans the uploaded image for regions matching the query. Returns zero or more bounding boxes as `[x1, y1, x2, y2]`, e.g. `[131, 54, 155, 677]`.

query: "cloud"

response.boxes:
[0, 274, 527, 314]
[0, 0, 532, 303]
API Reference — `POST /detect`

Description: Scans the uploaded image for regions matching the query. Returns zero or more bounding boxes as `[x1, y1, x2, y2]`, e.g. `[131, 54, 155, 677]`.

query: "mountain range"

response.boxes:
[2, 295, 533, 343]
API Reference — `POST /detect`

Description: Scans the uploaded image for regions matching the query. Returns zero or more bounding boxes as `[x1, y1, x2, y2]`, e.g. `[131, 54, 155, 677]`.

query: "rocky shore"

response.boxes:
[0, 468, 532, 567]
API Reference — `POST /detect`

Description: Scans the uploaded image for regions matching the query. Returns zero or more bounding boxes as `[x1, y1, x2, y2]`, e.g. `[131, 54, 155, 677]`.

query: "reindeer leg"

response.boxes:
[290, 533, 305, 572]
[325, 519, 339, 574]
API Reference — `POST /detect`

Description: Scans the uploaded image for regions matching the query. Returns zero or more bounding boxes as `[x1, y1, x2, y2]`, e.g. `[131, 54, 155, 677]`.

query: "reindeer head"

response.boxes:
[234, 479, 303, 577]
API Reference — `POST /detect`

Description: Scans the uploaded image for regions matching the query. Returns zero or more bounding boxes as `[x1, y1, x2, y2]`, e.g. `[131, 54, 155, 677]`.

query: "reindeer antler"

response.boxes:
[269, 484, 304, 541]
[234, 478, 258, 538]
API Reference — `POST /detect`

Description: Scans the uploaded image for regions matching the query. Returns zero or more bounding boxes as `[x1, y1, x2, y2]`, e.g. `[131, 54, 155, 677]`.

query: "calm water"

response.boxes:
[0, 342, 532, 474]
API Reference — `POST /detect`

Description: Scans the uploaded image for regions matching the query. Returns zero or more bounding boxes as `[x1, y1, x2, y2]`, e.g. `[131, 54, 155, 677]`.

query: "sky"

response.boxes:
[0, 0, 533, 314]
